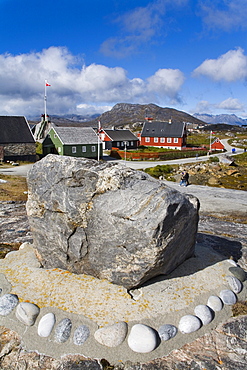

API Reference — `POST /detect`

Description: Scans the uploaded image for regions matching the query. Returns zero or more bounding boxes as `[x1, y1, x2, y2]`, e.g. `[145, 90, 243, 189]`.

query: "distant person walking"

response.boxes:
[180, 171, 189, 186]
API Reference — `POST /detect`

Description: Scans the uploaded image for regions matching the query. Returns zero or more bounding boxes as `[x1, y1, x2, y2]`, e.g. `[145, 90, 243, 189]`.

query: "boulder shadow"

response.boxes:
[140, 232, 243, 288]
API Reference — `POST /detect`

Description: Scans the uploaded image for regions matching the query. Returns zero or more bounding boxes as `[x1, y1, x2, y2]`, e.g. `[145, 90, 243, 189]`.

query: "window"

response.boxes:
[145, 137, 150, 143]
[130, 141, 133, 146]
[167, 137, 172, 143]
[154, 137, 158, 143]
[72, 146, 76, 153]
[54, 134, 57, 138]
[117, 142, 120, 147]
[160, 138, 165, 143]
[91, 146, 96, 152]
[58, 147, 61, 153]
[82, 146, 86, 152]
[174, 138, 178, 143]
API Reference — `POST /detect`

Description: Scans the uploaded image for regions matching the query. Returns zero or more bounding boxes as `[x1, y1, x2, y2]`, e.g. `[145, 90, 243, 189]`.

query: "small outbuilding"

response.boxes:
[211, 138, 225, 151]
[42, 126, 102, 159]
[0, 116, 36, 162]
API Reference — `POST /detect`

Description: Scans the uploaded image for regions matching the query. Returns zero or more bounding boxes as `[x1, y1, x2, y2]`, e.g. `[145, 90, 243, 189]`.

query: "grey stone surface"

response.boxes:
[127, 324, 158, 353]
[0, 294, 19, 316]
[54, 318, 72, 343]
[219, 289, 237, 305]
[229, 266, 246, 282]
[38, 312, 56, 337]
[158, 324, 177, 341]
[206, 295, 223, 312]
[26, 154, 199, 289]
[15, 302, 40, 326]
[94, 322, 128, 347]
[73, 325, 90, 345]
[178, 314, 202, 334]
[226, 275, 243, 293]
[194, 304, 213, 325]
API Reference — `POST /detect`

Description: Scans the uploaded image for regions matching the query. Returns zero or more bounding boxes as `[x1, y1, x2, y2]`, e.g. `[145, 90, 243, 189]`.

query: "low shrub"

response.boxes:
[144, 164, 173, 178]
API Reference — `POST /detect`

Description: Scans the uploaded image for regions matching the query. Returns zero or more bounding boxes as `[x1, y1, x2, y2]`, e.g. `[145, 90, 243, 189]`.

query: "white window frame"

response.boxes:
[167, 137, 172, 143]
[160, 137, 165, 143]
[72, 146, 76, 153]
[58, 147, 61, 153]
[174, 138, 178, 143]
[145, 137, 150, 143]
[91, 146, 96, 152]
[82, 146, 86, 153]
[154, 137, 158, 143]
[130, 141, 134, 146]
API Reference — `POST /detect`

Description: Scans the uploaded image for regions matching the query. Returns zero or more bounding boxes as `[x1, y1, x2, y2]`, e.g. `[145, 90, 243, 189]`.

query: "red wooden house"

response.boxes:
[140, 119, 187, 150]
[211, 138, 225, 151]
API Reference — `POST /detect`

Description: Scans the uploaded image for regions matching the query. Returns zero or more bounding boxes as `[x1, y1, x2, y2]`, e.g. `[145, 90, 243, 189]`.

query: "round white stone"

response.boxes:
[219, 289, 237, 305]
[38, 312, 56, 337]
[127, 324, 158, 353]
[194, 305, 213, 325]
[226, 259, 237, 266]
[178, 315, 201, 334]
[0, 294, 19, 316]
[207, 296, 223, 312]
[226, 276, 243, 294]
[16, 302, 40, 326]
[94, 321, 128, 347]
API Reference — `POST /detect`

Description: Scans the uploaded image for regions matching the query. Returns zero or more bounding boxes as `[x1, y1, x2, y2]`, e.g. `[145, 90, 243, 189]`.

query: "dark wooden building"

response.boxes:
[99, 129, 139, 150]
[42, 126, 102, 159]
[0, 116, 36, 162]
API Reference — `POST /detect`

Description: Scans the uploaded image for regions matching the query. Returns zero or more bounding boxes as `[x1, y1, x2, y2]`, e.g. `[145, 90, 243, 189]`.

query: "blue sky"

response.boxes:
[1, 0, 247, 118]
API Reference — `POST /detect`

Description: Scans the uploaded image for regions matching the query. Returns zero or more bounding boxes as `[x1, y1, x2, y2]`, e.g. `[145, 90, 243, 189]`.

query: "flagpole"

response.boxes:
[210, 130, 212, 152]
[44, 80, 47, 121]
[98, 120, 101, 161]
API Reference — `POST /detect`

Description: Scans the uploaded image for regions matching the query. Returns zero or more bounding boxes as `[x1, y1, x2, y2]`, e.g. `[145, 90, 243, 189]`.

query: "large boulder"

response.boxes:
[26, 154, 199, 289]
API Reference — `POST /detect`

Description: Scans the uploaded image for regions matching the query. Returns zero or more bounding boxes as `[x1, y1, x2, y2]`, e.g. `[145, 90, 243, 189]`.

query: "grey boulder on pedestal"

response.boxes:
[26, 154, 199, 289]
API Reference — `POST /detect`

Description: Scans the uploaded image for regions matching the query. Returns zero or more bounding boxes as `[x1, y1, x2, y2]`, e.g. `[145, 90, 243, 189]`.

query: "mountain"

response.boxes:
[193, 113, 247, 126]
[28, 113, 100, 126]
[29, 103, 207, 129]
[83, 103, 207, 130]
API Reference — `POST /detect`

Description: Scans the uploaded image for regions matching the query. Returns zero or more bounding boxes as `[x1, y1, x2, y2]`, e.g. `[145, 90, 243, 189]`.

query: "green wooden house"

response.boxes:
[42, 126, 102, 159]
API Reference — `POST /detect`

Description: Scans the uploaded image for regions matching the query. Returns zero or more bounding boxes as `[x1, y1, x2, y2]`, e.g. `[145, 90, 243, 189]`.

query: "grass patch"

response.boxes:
[144, 164, 174, 179]
[0, 174, 28, 201]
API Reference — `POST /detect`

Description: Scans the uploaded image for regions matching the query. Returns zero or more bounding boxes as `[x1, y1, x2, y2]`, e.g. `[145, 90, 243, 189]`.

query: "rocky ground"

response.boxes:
[0, 183, 247, 369]
[171, 158, 247, 191]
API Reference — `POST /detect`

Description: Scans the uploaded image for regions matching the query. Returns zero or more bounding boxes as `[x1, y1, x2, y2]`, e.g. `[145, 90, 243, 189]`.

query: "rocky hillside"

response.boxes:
[194, 113, 247, 126]
[85, 103, 207, 130]
[34, 103, 207, 130]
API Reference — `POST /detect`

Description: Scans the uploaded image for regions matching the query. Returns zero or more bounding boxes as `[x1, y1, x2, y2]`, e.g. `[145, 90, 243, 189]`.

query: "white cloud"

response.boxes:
[193, 100, 212, 113]
[76, 104, 113, 115]
[147, 68, 185, 99]
[193, 48, 247, 82]
[217, 97, 244, 111]
[0, 47, 185, 116]
[193, 98, 245, 115]
[199, 0, 247, 31]
[100, 0, 188, 58]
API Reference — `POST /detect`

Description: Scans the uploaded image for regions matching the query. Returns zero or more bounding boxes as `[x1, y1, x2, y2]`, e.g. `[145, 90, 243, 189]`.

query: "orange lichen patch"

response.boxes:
[0, 243, 234, 326]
